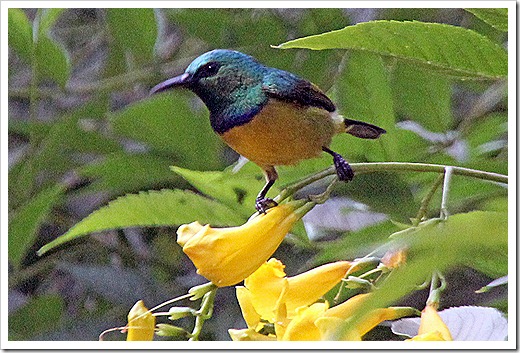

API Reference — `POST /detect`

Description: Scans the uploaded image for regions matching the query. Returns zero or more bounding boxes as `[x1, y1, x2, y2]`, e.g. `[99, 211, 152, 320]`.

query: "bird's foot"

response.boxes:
[255, 197, 278, 214]
[332, 152, 354, 182]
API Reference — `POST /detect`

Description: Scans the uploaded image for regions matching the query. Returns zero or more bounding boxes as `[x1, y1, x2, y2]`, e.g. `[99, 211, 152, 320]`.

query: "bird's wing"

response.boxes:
[262, 69, 336, 112]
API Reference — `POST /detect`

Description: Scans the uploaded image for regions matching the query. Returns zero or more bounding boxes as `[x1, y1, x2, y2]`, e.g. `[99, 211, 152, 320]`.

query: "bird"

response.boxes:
[150, 49, 386, 213]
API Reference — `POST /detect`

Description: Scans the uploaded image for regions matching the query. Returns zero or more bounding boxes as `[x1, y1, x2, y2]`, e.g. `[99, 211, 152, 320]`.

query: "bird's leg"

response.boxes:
[256, 166, 278, 214]
[322, 146, 354, 182]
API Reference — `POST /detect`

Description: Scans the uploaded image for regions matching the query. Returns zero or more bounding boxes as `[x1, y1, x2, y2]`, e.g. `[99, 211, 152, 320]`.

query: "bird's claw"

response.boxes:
[255, 197, 278, 214]
[332, 153, 354, 182]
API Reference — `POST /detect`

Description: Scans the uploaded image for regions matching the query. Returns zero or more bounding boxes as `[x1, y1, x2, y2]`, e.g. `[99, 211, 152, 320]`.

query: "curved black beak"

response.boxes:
[150, 72, 191, 95]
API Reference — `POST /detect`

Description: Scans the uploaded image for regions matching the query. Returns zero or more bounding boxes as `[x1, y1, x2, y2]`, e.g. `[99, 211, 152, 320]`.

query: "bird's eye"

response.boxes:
[197, 62, 220, 78]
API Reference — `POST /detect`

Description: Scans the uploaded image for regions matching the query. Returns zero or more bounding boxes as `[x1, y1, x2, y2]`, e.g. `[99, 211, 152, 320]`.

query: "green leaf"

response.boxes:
[332, 211, 507, 339]
[172, 163, 269, 217]
[110, 94, 224, 170]
[37, 190, 242, 256]
[27, 9, 70, 87]
[391, 62, 453, 132]
[465, 8, 508, 32]
[316, 220, 399, 263]
[9, 295, 64, 340]
[169, 9, 286, 52]
[106, 8, 157, 67]
[335, 51, 399, 161]
[9, 184, 65, 266]
[9, 115, 119, 209]
[336, 172, 418, 222]
[38, 8, 65, 35]
[79, 153, 181, 194]
[35, 35, 69, 87]
[8, 8, 32, 61]
[275, 20, 507, 80]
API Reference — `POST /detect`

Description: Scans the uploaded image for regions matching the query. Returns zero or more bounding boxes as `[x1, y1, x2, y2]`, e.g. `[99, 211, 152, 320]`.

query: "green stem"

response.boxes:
[413, 174, 444, 226]
[22, 9, 44, 201]
[190, 288, 217, 341]
[349, 162, 506, 183]
[276, 162, 506, 205]
[440, 167, 454, 220]
[426, 271, 446, 308]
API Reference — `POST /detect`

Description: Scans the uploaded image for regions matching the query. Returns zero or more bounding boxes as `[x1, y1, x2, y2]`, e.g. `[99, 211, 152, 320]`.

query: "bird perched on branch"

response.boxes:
[151, 49, 386, 213]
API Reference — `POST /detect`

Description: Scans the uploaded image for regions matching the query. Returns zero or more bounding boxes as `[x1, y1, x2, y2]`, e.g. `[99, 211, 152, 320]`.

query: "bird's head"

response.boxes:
[151, 49, 266, 111]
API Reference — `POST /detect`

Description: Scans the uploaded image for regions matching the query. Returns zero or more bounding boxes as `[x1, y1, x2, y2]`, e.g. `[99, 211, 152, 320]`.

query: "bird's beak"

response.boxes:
[150, 72, 191, 95]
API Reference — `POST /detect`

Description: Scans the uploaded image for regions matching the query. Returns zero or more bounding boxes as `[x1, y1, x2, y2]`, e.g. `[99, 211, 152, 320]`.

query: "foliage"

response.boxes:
[8, 8, 508, 342]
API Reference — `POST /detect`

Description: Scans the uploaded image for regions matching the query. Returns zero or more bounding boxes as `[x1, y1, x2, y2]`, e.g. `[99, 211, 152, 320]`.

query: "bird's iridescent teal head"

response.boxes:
[151, 50, 267, 122]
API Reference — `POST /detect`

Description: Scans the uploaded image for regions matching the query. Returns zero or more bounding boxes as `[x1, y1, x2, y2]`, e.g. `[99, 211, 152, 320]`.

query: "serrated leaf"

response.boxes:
[35, 35, 69, 87]
[37, 190, 242, 256]
[9, 184, 65, 267]
[391, 306, 508, 341]
[8, 8, 33, 61]
[110, 94, 223, 170]
[106, 8, 157, 67]
[275, 20, 507, 80]
[465, 8, 508, 32]
[172, 163, 269, 217]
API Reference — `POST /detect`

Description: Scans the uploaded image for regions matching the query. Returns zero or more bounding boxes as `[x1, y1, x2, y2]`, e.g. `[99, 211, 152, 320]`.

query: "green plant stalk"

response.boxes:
[440, 166, 454, 220]
[277, 162, 507, 204]
[190, 288, 217, 341]
[413, 174, 445, 226]
[426, 270, 447, 308]
[19, 8, 44, 203]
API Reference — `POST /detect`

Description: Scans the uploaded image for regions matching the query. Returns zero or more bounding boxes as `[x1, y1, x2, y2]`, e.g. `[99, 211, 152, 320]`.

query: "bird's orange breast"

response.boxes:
[220, 99, 336, 167]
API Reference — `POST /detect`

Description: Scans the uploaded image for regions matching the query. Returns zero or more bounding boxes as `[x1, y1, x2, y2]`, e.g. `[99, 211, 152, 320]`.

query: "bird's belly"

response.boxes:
[220, 100, 335, 166]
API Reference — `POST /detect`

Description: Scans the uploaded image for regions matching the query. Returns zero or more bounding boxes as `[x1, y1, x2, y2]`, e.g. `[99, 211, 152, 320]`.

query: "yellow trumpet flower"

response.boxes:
[126, 300, 155, 341]
[177, 200, 312, 287]
[283, 294, 417, 341]
[239, 258, 355, 324]
[408, 305, 453, 341]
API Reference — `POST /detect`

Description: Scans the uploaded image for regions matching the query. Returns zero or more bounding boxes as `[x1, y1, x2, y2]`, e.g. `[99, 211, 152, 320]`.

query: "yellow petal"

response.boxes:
[321, 294, 417, 340]
[352, 307, 415, 339]
[177, 202, 303, 287]
[236, 286, 261, 329]
[317, 307, 407, 341]
[126, 300, 155, 341]
[324, 293, 369, 318]
[244, 258, 287, 322]
[417, 305, 453, 341]
[285, 261, 353, 316]
[281, 302, 329, 341]
[176, 221, 205, 246]
[315, 317, 362, 341]
[228, 328, 276, 341]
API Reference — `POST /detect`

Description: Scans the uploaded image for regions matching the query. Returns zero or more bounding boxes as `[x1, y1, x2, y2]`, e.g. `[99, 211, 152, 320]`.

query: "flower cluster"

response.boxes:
[228, 258, 416, 341]
[123, 198, 458, 341]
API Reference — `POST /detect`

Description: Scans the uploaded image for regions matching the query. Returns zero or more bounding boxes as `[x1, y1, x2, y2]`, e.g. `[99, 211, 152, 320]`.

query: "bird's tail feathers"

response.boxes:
[343, 118, 386, 139]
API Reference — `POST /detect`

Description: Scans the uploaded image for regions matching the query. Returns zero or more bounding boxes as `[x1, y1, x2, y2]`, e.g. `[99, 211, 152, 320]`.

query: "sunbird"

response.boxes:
[151, 49, 386, 213]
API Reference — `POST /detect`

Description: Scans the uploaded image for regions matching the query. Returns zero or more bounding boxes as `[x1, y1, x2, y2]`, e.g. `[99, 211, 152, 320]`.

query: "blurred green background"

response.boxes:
[8, 8, 507, 340]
